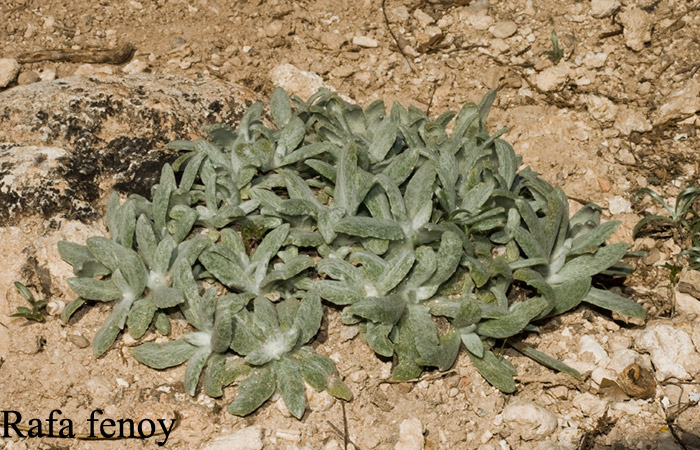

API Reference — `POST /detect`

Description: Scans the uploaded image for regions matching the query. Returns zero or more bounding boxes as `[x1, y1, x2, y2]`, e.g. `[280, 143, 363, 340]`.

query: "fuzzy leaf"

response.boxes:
[67, 278, 122, 302]
[61, 297, 86, 323]
[334, 216, 405, 240]
[271, 87, 292, 128]
[476, 296, 549, 339]
[228, 367, 276, 416]
[468, 348, 516, 393]
[551, 243, 628, 283]
[583, 287, 646, 319]
[344, 295, 405, 324]
[185, 347, 211, 396]
[93, 298, 133, 356]
[275, 357, 307, 419]
[293, 292, 323, 345]
[365, 322, 394, 357]
[57, 241, 110, 278]
[132, 339, 197, 369]
[127, 296, 157, 339]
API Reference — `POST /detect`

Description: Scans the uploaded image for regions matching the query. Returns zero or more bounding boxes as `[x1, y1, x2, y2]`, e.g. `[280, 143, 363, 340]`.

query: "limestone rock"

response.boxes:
[490, 21, 518, 39]
[0, 74, 257, 226]
[591, 0, 621, 18]
[352, 35, 379, 48]
[618, 7, 653, 52]
[270, 63, 327, 100]
[203, 426, 264, 450]
[585, 95, 618, 123]
[535, 64, 570, 92]
[635, 324, 700, 381]
[502, 401, 558, 441]
[654, 79, 700, 125]
[614, 106, 651, 135]
[395, 418, 424, 450]
[0, 58, 20, 88]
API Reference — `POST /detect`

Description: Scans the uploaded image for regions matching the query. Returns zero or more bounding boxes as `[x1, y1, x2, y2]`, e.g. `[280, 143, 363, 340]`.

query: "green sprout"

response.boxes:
[544, 31, 564, 63]
[11, 282, 48, 323]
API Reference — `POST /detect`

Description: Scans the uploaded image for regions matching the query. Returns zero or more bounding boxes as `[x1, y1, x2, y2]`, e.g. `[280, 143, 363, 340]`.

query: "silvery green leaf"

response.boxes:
[285, 229, 324, 247]
[405, 161, 436, 230]
[382, 147, 419, 185]
[176, 234, 211, 266]
[172, 262, 206, 330]
[169, 205, 197, 243]
[61, 297, 86, 323]
[426, 230, 462, 287]
[461, 332, 483, 358]
[373, 174, 407, 222]
[119, 199, 137, 249]
[185, 346, 211, 396]
[152, 236, 176, 276]
[135, 214, 157, 268]
[317, 258, 361, 283]
[550, 277, 591, 315]
[275, 356, 306, 419]
[318, 207, 344, 243]
[277, 297, 300, 330]
[363, 238, 390, 255]
[511, 226, 545, 260]
[220, 228, 249, 266]
[583, 287, 646, 319]
[334, 216, 404, 240]
[153, 166, 175, 234]
[152, 287, 184, 309]
[154, 311, 170, 335]
[277, 199, 318, 217]
[493, 139, 519, 190]
[407, 304, 459, 371]
[250, 224, 290, 269]
[364, 185, 392, 220]
[513, 268, 555, 304]
[510, 341, 581, 380]
[277, 116, 306, 156]
[228, 366, 276, 416]
[334, 144, 359, 213]
[406, 246, 437, 288]
[468, 348, 516, 393]
[570, 220, 620, 255]
[127, 296, 157, 339]
[476, 296, 549, 339]
[365, 322, 394, 357]
[253, 296, 280, 336]
[106, 192, 121, 240]
[93, 297, 133, 356]
[281, 169, 322, 207]
[313, 280, 364, 305]
[67, 277, 121, 301]
[271, 87, 292, 128]
[369, 118, 397, 163]
[465, 257, 489, 288]
[305, 158, 337, 183]
[460, 182, 494, 214]
[392, 317, 423, 381]
[377, 248, 415, 295]
[231, 308, 265, 355]
[57, 241, 110, 277]
[132, 339, 196, 369]
[211, 295, 242, 353]
[293, 292, 322, 345]
[204, 354, 250, 398]
[199, 248, 249, 291]
[245, 328, 299, 366]
[349, 251, 387, 281]
[87, 237, 147, 295]
[249, 187, 283, 210]
[344, 295, 405, 324]
[294, 346, 337, 391]
[280, 142, 331, 167]
[550, 242, 628, 284]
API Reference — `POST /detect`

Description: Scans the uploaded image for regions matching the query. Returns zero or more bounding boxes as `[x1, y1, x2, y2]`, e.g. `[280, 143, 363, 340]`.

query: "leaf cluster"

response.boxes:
[59, 87, 645, 416]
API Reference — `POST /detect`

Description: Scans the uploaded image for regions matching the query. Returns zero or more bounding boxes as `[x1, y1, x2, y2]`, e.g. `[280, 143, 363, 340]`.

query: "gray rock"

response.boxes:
[591, 0, 621, 18]
[203, 426, 264, 450]
[395, 418, 424, 450]
[635, 324, 700, 381]
[0, 74, 257, 226]
[502, 401, 558, 441]
[0, 58, 20, 88]
[618, 7, 653, 52]
[490, 21, 518, 39]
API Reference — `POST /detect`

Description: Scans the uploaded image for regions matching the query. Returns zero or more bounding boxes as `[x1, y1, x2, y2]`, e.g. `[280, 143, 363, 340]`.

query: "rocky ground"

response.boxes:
[1, 0, 700, 449]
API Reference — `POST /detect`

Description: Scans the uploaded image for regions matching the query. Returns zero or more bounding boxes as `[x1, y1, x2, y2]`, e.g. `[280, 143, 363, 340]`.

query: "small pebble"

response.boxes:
[68, 332, 90, 349]
[395, 418, 424, 450]
[353, 35, 378, 48]
[0, 58, 20, 88]
[490, 21, 518, 39]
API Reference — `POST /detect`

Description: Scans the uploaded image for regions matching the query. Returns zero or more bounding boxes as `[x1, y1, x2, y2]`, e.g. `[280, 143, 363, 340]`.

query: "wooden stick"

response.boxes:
[15, 43, 134, 65]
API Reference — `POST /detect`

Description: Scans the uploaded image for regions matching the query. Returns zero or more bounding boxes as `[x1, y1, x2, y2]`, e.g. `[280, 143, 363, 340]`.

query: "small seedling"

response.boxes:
[11, 282, 47, 323]
[544, 31, 564, 63]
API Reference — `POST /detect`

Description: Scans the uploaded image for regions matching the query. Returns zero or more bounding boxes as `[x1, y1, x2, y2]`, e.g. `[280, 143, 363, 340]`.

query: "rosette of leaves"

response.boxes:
[227, 293, 351, 419]
[59, 189, 208, 356]
[131, 274, 252, 398]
